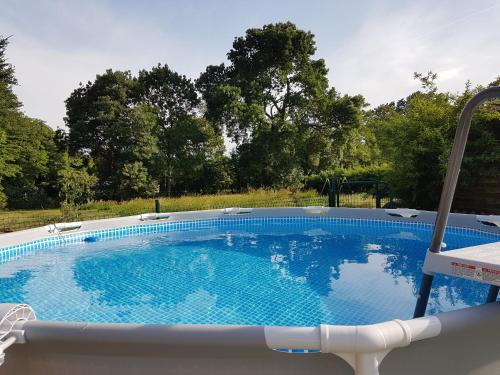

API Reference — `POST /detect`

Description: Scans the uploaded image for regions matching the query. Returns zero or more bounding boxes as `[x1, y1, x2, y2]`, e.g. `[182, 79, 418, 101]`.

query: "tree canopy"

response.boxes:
[197, 22, 366, 189]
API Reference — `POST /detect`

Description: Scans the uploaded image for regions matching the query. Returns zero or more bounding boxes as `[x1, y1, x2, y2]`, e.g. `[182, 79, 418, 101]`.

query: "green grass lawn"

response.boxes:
[0, 190, 383, 233]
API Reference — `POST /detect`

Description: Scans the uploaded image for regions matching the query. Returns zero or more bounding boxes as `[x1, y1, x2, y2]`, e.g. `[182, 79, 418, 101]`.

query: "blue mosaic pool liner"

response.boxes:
[1, 216, 499, 264]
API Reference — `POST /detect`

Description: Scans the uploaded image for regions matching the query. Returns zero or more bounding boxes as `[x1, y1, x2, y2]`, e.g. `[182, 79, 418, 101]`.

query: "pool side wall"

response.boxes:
[2, 303, 500, 375]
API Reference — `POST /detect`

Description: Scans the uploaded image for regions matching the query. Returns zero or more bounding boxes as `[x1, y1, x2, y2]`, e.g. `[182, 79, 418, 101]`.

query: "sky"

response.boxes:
[1, 0, 500, 129]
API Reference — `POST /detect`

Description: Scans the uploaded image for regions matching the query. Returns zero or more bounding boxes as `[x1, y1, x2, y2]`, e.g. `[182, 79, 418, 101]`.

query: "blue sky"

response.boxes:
[2, 0, 500, 129]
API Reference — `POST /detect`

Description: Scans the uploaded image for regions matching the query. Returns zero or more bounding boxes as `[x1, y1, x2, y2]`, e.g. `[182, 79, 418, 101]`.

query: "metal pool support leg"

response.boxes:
[414, 273, 435, 318]
[413, 86, 500, 318]
[487, 285, 499, 303]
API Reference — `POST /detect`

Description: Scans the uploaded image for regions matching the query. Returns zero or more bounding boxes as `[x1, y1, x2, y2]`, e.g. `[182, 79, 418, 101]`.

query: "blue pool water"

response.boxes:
[0, 218, 498, 326]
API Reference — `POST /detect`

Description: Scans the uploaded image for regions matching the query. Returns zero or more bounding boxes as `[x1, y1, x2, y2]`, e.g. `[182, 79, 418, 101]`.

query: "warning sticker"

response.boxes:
[450, 262, 500, 284]
[482, 267, 500, 284]
[451, 262, 477, 279]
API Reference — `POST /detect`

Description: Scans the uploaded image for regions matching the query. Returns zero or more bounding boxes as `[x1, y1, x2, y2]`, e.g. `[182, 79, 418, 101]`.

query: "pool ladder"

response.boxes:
[414, 86, 500, 318]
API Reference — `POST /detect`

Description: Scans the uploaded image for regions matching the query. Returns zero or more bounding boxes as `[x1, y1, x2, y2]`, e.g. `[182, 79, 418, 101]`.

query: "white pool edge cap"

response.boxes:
[385, 208, 421, 218]
[303, 206, 328, 215]
[45, 222, 83, 234]
[476, 215, 500, 228]
[264, 326, 321, 350]
[222, 207, 253, 215]
[265, 316, 441, 375]
[138, 213, 170, 221]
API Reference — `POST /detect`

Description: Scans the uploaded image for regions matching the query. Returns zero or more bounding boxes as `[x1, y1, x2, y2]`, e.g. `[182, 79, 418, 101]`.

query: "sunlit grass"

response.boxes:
[0, 189, 380, 232]
[83, 189, 325, 215]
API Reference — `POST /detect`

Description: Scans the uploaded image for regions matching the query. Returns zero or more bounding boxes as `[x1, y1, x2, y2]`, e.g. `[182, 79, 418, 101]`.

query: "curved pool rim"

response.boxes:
[1, 207, 500, 375]
[2, 207, 499, 255]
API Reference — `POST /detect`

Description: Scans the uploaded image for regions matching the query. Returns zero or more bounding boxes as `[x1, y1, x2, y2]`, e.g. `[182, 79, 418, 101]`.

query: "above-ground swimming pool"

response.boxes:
[4, 85, 500, 375]
[1, 215, 498, 326]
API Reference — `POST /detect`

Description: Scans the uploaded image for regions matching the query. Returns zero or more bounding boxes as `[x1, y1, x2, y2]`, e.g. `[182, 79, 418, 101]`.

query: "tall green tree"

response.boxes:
[58, 153, 98, 219]
[118, 161, 158, 200]
[65, 70, 159, 199]
[197, 22, 364, 189]
[137, 64, 229, 194]
[1, 115, 63, 208]
[0, 128, 9, 208]
[0, 36, 20, 117]
[136, 64, 199, 127]
[0, 36, 20, 207]
[0, 36, 65, 208]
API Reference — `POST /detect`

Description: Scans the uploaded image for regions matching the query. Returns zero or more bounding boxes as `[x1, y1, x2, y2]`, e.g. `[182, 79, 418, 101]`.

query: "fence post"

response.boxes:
[328, 180, 336, 207]
[155, 199, 161, 213]
[375, 182, 381, 209]
[336, 180, 340, 207]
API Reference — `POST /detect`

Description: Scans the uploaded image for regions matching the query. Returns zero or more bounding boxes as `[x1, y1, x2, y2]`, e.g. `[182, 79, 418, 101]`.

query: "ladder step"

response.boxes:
[423, 242, 500, 286]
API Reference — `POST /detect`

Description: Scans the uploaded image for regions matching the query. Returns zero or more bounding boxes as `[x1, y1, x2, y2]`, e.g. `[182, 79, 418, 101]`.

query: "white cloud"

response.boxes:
[438, 67, 463, 82]
[328, 1, 500, 106]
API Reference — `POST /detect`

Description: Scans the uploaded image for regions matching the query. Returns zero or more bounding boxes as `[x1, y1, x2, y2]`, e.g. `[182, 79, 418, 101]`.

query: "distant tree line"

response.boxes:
[0, 23, 499, 210]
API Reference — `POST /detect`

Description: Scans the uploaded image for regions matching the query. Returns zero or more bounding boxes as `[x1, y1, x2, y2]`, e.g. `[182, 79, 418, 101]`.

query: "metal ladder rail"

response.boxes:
[413, 86, 500, 318]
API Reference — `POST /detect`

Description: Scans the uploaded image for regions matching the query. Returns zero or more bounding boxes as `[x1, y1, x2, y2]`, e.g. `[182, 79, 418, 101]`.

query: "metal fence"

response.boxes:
[328, 179, 393, 209]
[0, 183, 395, 234]
[0, 210, 118, 234]
[0, 196, 329, 234]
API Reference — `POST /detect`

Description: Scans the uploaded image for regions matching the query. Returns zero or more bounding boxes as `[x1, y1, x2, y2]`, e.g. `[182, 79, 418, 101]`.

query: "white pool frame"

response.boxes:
[1, 207, 500, 375]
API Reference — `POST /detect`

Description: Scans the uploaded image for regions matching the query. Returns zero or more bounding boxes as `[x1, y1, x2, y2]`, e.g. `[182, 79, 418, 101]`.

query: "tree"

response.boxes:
[118, 161, 158, 200]
[137, 64, 228, 194]
[0, 35, 21, 207]
[367, 73, 500, 210]
[453, 77, 500, 187]
[0, 129, 9, 208]
[58, 154, 98, 218]
[1, 115, 63, 208]
[2, 37, 61, 209]
[59, 154, 97, 206]
[136, 64, 199, 128]
[160, 116, 229, 193]
[0, 35, 20, 118]
[65, 70, 159, 199]
[300, 89, 369, 170]
[197, 22, 364, 189]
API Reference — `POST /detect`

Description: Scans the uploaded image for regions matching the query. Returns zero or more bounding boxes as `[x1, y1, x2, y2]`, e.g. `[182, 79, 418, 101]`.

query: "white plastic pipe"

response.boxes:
[265, 316, 441, 375]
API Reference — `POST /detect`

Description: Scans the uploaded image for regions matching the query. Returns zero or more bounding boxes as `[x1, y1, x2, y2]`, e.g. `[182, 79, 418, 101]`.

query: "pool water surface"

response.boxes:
[0, 218, 498, 326]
